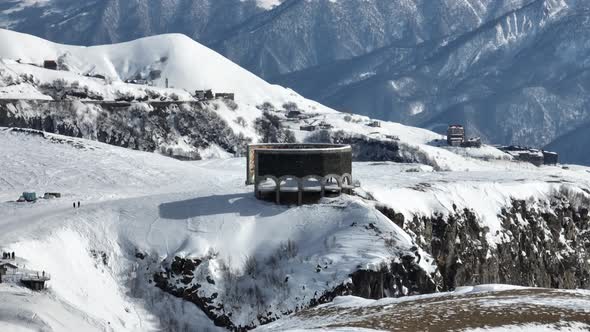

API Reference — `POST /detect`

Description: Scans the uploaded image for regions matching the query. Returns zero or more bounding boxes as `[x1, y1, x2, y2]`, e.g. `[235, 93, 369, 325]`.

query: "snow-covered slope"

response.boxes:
[2, 0, 589, 163]
[256, 285, 590, 331]
[2, 125, 590, 330]
[0, 28, 300, 105]
[0, 29, 525, 170]
[0, 128, 436, 330]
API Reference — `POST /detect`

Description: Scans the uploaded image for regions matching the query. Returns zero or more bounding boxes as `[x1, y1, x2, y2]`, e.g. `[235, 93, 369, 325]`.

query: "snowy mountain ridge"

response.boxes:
[0, 28, 295, 105]
[0, 28, 507, 169]
[2, 0, 590, 165]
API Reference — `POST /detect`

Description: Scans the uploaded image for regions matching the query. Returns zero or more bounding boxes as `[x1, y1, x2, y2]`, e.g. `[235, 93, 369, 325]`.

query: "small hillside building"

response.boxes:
[318, 121, 334, 130]
[287, 110, 302, 119]
[0, 260, 50, 290]
[195, 89, 214, 100]
[543, 151, 559, 165]
[43, 60, 58, 70]
[22, 192, 37, 202]
[195, 90, 206, 100]
[215, 93, 235, 101]
[447, 125, 465, 146]
[300, 125, 317, 131]
[461, 137, 482, 148]
[0, 262, 18, 283]
[499, 146, 547, 166]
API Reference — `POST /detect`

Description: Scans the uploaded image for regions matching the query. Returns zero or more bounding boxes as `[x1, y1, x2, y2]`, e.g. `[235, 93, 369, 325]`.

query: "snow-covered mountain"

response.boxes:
[0, 0, 283, 45]
[271, 0, 590, 149]
[0, 28, 483, 167]
[0, 28, 295, 105]
[213, 0, 537, 77]
[2, 0, 590, 164]
[1, 28, 590, 331]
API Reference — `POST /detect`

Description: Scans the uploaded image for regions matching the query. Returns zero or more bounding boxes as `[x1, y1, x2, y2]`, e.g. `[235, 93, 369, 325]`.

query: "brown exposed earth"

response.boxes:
[293, 288, 590, 331]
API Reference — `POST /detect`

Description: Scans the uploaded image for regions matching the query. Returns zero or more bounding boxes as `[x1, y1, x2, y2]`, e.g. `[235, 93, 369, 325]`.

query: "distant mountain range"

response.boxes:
[1, 0, 589, 164]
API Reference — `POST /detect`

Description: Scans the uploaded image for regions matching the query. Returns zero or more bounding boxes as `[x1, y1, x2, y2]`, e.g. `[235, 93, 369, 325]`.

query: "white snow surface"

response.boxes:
[0, 28, 527, 172]
[1, 29, 590, 331]
[1, 128, 590, 330]
[252, 0, 283, 10]
[0, 284, 103, 332]
[0, 28, 308, 106]
[0, 129, 430, 330]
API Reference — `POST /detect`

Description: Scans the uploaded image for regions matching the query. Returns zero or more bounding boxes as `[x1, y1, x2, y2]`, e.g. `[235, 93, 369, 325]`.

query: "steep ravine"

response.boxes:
[377, 188, 590, 291]
[150, 250, 438, 331]
[130, 188, 590, 331]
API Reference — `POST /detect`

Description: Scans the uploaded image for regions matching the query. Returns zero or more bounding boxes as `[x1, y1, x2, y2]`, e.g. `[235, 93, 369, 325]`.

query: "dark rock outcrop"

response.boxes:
[154, 248, 439, 331]
[0, 100, 250, 159]
[377, 189, 590, 291]
[350, 257, 438, 299]
[307, 129, 442, 169]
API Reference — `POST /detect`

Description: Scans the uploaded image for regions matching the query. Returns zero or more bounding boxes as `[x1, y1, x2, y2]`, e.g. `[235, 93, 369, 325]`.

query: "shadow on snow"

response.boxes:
[158, 193, 286, 219]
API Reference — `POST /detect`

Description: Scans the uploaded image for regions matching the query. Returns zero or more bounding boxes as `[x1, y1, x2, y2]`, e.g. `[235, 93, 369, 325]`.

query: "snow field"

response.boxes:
[0, 129, 433, 329]
[0, 28, 589, 331]
[0, 28, 523, 173]
[354, 161, 590, 245]
[1, 127, 589, 329]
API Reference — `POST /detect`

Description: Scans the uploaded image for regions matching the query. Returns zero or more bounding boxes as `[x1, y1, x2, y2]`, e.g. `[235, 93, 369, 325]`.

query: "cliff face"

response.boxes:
[152, 251, 439, 331]
[0, 100, 445, 167]
[0, 100, 249, 160]
[150, 187, 590, 331]
[378, 188, 590, 291]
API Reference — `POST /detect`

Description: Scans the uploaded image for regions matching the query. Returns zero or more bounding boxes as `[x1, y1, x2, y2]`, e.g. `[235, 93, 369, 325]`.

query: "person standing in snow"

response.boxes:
[77, 201, 80, 208]
[73, 202, 76, 208]
[11, 252, 15, 260]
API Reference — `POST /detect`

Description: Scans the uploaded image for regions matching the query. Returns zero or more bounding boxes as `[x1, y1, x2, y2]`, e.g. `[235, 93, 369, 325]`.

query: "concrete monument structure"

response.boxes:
[246, 144, 353, 205]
